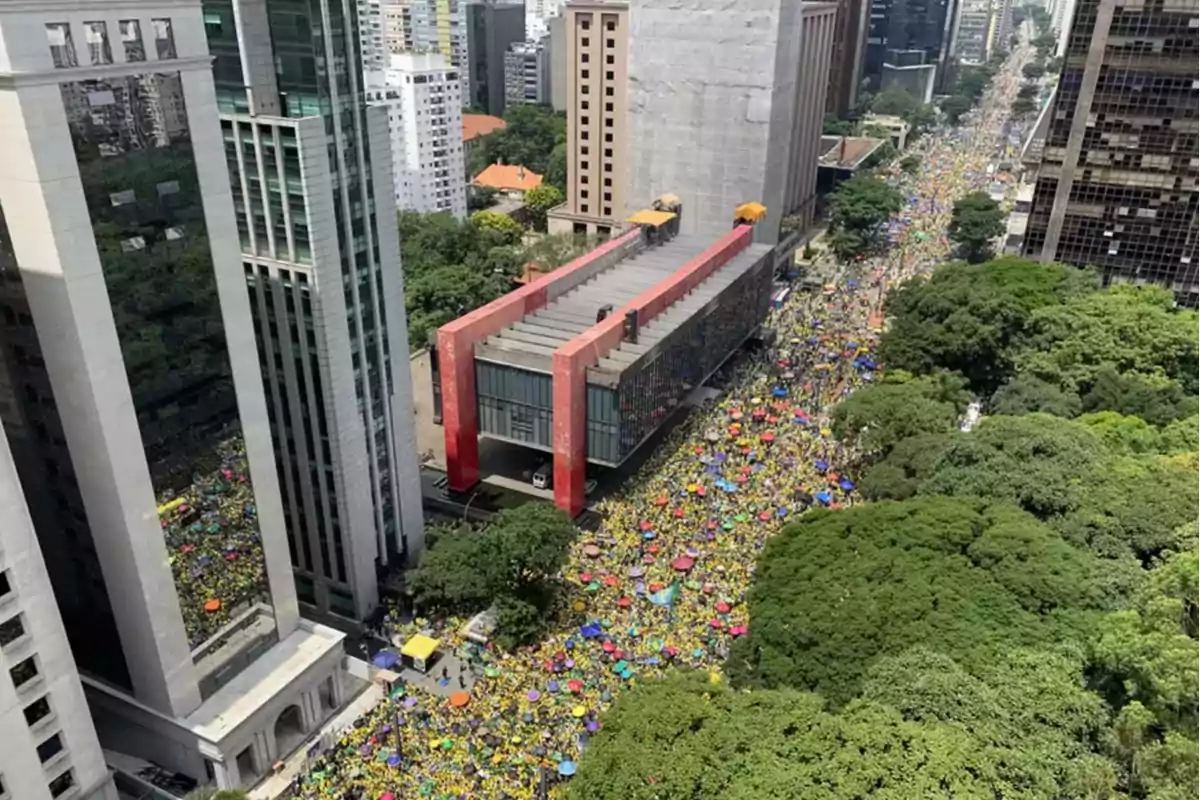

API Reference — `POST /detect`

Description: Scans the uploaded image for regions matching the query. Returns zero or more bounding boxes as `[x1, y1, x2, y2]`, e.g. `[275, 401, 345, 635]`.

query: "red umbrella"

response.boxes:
[602, 641, 616, 653]
[715, 602, 731, 613]
[603, 575, 619, 587]
[648, 544, 660, 554]
[672, 508, 685, 518]
[655, 496, 669, 506]
[640, 521, 653, 531]
[567, 680, 583, 694]
[760, 432, 775, 443]
[578, 573, 593, 583]
[696, 486, 707, 497]
[617, 596, 632, 608]
[707, 520, 718, 530]
[672, 556, 695, 572]
[758, 511, 772, 522]
[649, 582, 664, 592]
[736, 474, 749, 483]
[709, 618, 724, 628]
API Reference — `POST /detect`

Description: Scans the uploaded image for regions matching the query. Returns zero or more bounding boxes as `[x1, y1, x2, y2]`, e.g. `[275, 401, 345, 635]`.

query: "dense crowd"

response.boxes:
[286, 47, 1029, 800]
[159, 436, 270, 647]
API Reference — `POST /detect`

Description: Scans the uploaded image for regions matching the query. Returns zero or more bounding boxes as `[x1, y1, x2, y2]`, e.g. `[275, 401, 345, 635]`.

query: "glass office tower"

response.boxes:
[201, 0, 425, 624]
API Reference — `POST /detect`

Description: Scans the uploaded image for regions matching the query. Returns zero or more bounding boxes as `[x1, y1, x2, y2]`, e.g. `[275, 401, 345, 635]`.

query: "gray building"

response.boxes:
[0, 1, 350, 792]
[547, 11, 567, 110]
[204, 0, 425, 623]
[505, 38, 550, 106]
[466, 0, 526, 114]
[626, 0, 836, 243]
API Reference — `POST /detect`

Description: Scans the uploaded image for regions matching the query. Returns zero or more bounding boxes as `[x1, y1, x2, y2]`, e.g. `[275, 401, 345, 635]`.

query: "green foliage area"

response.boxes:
[407, 503, 575, 649]
[822, 113, 856, 136]
[466, 104, 566, 186]
[399, 211, 594, 348]
[831, 372, 968, 455]
[948, 191, 1007, 262]
[1012, 95, 1038, 116]
[522, 183, 564, 231]
[728, 497, 1111, 705]
[826, 174, 903, 260]
[899, 154, 921, 174]
[1017, 83, 1039, 100]
[869, 86, 937, 136]
[878, 257, 1096, 393]
[940, 93, 975, 124]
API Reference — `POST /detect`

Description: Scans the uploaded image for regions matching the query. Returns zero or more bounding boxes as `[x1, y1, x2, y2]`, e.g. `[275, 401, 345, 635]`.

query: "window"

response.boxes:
[0, 570, 10, 599]
[151, 18, 176, 59]
[581, 37, 589, 46]
[604, 133, 613, 142]
[45, 23, 77, 68]
[581, 161, 589, 170]
[0, 615, 24, 647]
[10, 655, 38, 689]
[605, 103, 614, 112]
[581, 53, 589, 63]
[48, 771, 74, 799]
[606, 86, 614, 96]
[604, 177, 612, 187]
[607, 38, 615, 47]
[37, 734, 64, 764]
[604, 148, 613, 157]
[606, 54, 614, 64]
[120, 20, 145, 62]
[606, 71, 614, 80]
[581, 190, 589, 199]
[581, 69, 589, 79]
[24, 696, 51, 727]
[84, 21, 112, 65]
[581, 204, 589, 213]
[603, 206, 611, 216]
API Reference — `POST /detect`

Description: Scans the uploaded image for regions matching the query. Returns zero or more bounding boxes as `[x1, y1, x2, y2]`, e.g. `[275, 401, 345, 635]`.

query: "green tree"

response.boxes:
[728, 497, 1106, 704]
[1015, 284, 1199, 397]
[957, 66, 993, 100]
[544, 141, 567, 194]
[1023, 61, 1048, 80]
[826, 174, 903, 259]
[940, 93, 975, 124]
[1081, 368, 1198, 426]
[859, 432, 952, 500]
[467, 184, 498, 212]
[823, 113, 856, 136]
[899, 154, 921, 174]
[471, 104, 566, 177]
[522, 183, 564, 231]
[407, 503, 575, 648]
[832, 373, 968, 455]
[948, 191, 1007, 263]
[989, 373, 1083, 417]
[518, 232, 597, 273]
[1017, 83, 1039, 100]
[1076, 411, 1167, 456]
[879, 257, 1096, 393]
[871, 84, 918, 116]
[470, 210, 524, 245]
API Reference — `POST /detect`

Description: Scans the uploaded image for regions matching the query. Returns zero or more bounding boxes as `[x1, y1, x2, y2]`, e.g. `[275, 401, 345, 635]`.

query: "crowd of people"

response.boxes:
[285, 47, 1029, 800]
[159, 436, 270, 647]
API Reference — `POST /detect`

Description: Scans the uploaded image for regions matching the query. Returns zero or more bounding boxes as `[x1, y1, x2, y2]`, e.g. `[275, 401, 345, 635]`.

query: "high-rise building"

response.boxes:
[410, 0, 471, 102]
[547, 11, 568, 110]
[826, 0, 871, 116]
[526, 0, 566, 38]
[953, 0, 995, 63]
[0, 2, 352, 791]
[385, 0, 415, 54]
[625, 0, 836, 242]
[546, 0, 629, 238]
[0, 421, 116, 800]
[203, 0, 425, 622]
[367, 53, 469, 217]
[357, 0, 389, 71]
[505, 38, 551, 106]
[865, 0, 959, 93]
[1022, 0, 1199, 305]
[466, 0, 526, 115]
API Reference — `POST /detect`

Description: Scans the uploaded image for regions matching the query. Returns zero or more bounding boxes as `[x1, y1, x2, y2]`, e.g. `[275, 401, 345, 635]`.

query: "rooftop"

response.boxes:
[474, 234, 772, 382]
[462, 113, 507, 143]
[819, 136, 887, 169]
[473, 163, 543, 193]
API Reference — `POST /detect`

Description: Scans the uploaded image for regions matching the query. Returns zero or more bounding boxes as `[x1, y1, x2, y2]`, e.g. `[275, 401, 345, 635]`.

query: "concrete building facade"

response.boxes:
[790, 4, 838, 229]
[547, 11, 568, 110]
[0, 0, 350, 791]
[385, 0, 414, 54]
[410, 0, 470, 101]
[865, 0, 959, 92]
[0, 422, 116, 800]
[1022, 0, 1199, 305]
[204, 0, 426, 623]
[367, 53, 468, 217]
[505, 38, 551, 106]
[826, 0, 870, 116]
[356, 0, 388, 71]
[547, 0, 630, 238]
[625, 0, 835, 243]
[465, 0, 526, 115]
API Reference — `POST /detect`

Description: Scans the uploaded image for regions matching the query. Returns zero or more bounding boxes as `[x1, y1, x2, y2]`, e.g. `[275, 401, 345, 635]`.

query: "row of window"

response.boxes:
[46, 18, 175, 69]
[0, 572, 76, 798]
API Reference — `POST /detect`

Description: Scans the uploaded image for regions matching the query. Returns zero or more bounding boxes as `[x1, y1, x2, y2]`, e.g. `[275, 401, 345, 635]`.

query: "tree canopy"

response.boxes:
[878, 257, 1095, 393]
[831, 372, 968, 455]
[466, 104, 566, 181]
[948, 191, 1007, 262]
[407, 503, 575, 648]
[826, 174, 903, 260]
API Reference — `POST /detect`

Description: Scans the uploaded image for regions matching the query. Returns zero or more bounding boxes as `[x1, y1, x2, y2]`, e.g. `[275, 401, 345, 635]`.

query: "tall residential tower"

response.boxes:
[202, 0, 425, 623]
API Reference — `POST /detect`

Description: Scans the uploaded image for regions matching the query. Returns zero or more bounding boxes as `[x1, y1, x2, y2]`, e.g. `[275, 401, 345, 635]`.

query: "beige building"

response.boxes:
[547, 0, 629, 238]
[385, 0, 414, 54]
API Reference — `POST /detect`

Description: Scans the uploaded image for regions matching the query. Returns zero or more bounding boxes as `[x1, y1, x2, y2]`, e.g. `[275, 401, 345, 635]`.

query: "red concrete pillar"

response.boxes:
[552, 350, 587, 517]
[438, 328, 479, 492]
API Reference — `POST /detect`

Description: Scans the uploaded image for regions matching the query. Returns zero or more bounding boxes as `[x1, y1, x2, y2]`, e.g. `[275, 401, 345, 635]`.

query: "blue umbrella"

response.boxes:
[580, 623, 603, 639]
[839, 479, 855, 491]
[815, 491, 834, 505]
[558, 760, 578, 776]
[772, 387, 788, 397]
[373, 651, 399, 669]
[847, 279, 859, 288]
[814, 460, 828, 472]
